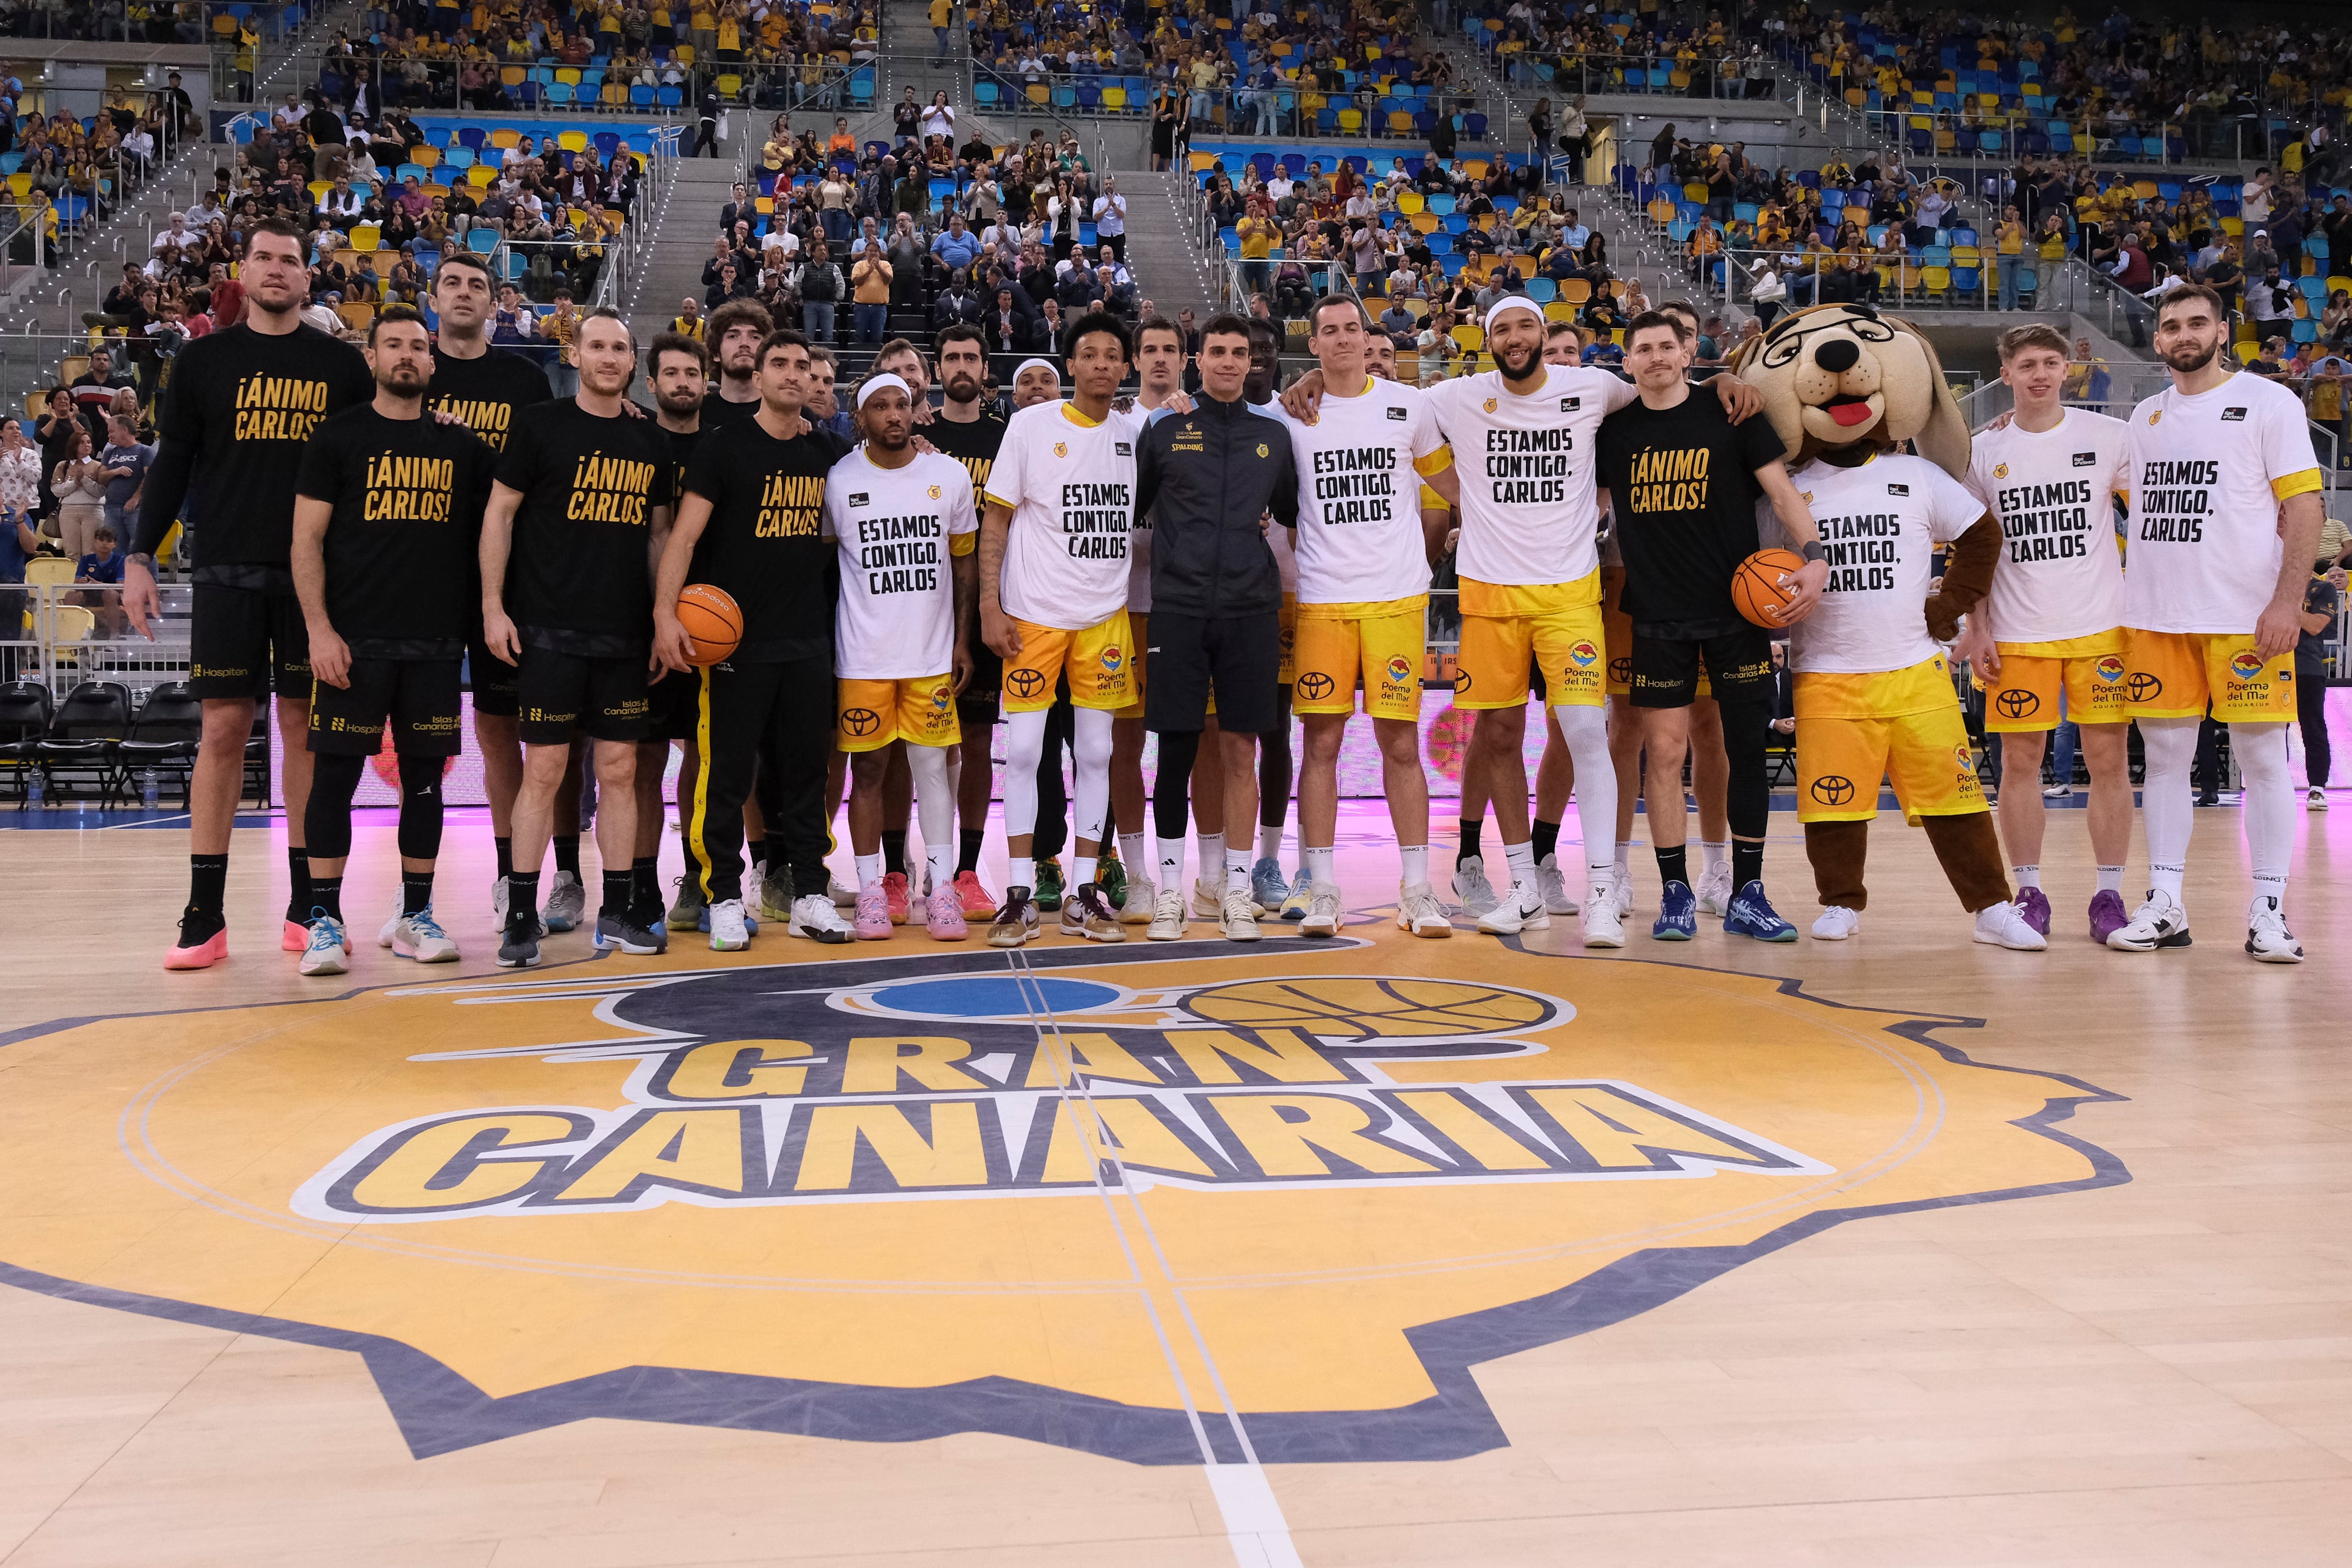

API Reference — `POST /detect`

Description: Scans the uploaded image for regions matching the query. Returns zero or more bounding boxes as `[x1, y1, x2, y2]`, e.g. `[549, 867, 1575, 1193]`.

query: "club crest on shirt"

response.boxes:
[2220, 407, 2247, 422]
[926, 484, 941, 499]
[1993, 462, 2009, 479]
[1482, 397, 1498, 413]
[1053, 441, 1069, 458]
[1256, 443, 1269, 458]
[2148, 411, 2161, 425]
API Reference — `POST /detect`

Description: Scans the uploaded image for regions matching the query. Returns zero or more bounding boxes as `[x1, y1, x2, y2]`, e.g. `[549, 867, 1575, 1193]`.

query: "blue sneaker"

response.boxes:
[1280, 865, 1313, 921]
[1723, 880, 1799, 942]
[1250, 855, 1289, 914]
[1651, 880, 1697, 941]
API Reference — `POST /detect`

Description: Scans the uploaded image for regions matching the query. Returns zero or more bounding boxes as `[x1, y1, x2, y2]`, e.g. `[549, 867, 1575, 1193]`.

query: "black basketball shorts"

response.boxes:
[190, 584, 310, 700]
[1145, 608, 1283, 735]
[516, 642, 652, 744]
[1628, 621, 1774, 710]
[307, 657, 465, 756]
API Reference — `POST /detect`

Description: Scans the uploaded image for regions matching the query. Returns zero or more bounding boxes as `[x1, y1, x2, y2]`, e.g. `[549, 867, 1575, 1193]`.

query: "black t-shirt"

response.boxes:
[661, 419, 704, 501]
[699, 387, 765, 430]
[680, 418, 850, 661]
[494, 399, 676, 653]
[924, 408, 1007, 498]
[428, 345, 551, 454]
[2300, 572, 2340, 664]
[296, 405, 496, 656]
[1595, 390, 1788, 632]
[146, 322, 372, 578]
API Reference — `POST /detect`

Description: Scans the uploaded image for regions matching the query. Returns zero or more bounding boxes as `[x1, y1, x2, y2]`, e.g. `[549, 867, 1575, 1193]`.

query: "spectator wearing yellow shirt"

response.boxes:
[1236, 200, 1274, 298]
[543, 292, 580, 397]
[670, 296, 704, 341]
[930, 0, 952, 59]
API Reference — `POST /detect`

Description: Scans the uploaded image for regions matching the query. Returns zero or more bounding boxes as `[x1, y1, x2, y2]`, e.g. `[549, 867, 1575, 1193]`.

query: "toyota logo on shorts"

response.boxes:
[840, 707, 881, 737]
[2127, 671, 2162, 702]
[1007, 668, 1047, 700]
[1810, 775, 1857, 807]
[1994, 687, 2039, 719]
[1452, 669, 1472, 695]
[1297, 671, 1336, 700]
[1609, 656, 1631, 684]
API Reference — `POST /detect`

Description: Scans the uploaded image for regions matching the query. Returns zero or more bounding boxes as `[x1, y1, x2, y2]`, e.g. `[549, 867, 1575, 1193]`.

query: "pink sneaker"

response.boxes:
[854, 882, 893, 940]
[925, 882, 969, 941]
[881, 871, 912, 924]
[283, 917, 348, 953]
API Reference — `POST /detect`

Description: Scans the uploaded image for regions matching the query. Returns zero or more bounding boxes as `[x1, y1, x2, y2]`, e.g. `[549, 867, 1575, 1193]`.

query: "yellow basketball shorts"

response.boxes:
[1454, 574, 1606, 711]
[1003, 611, 1135, 714]
[1293, 595, 1428, 721]
[1982, 631, 2129, 732]
[2124, 628, 2297, 723]
[837, 672, 959, 752]
[1794, 656, 1987, 824]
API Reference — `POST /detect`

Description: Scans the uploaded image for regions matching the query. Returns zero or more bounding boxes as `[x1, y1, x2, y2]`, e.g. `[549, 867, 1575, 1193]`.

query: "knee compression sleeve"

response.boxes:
[303, 751, 366, 861]
[1153, 729, 1201, 839]
[906, 742, 954, 851]
[1552, 703, 1615, 875]
[1002, 707, 1048, 838]
[2231, 722, 2292, 892]
[1070, 706, 1114, 845]
[397, 755, 447, 861]
[2138, 717, 2199, 896]
[1715, 696, 1772, 842]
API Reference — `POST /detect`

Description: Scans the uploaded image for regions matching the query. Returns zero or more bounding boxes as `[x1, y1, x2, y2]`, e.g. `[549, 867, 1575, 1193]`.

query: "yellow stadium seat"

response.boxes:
[1103, 87, 1127, 111]
[412, 146, 439, 168]
[1337, 108, 1363, 133]
[1027, 84, 1050, 104]
[1409, 213, 1439, 233]
[467, 166, 495, 187]
[1542, 300, 1571, 321]
[308, 180, 329, 201]
[336, 302, 374, 330]
[1451, 324, 1485, 352]
[557, 131, 589, 152]
[490, 130, 521, 148]
[1683, 182, 1707, 201]
[1461, 160, 1489, 180]
[1387, 110, 1414, 134]
[715, 74, 742, 99]
[1396, 190, 1423, 215]
[1560, 279, 1591, 305]
[556, 67, 582, 85]
[673, 44, 694, 64]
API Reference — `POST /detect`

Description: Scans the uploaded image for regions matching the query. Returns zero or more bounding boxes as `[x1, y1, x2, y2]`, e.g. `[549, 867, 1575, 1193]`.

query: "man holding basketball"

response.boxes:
[1595, 310, 1821, 941]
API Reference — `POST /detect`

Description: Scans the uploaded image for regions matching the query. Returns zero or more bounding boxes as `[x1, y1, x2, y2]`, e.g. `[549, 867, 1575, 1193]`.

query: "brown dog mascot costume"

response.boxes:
[1730, 303, 2040, 945]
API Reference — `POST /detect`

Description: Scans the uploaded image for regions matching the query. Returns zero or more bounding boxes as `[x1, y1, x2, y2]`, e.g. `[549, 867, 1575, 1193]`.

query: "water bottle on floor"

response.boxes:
[141, 766, 160, 810]
[26, 769, 44, 808]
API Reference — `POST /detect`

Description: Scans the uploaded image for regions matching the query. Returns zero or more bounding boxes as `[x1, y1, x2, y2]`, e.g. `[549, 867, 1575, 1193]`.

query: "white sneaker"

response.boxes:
[388, 905, 460, 962]
[2246, 896, 2304, 962]
[1120, 874, 1158, 924]
[788, 892, 855, 944]
[543, 870, 587, 932]
[1220, 886, 1263, 941]
[829, 875, 858, 909]
[2106, 889, 2190, 952]
[378, 894, 404, 948]
[707, 898, 751, 951]
[1972, 901, 2047, 951]
[1812, 905, 1859, 941]
[1191, 876, 1226, 919]
[2308, 787, 2328, 812]
[1609, 871, 1634, 918]
[1534, 852, 1578, 915]
[1476, 879, 1550, 935]
[1694, 861, 1734, 918]
[1451, 854, 1501, 917]
[1396, 881, 1454, 937]
[1298, 883, 1343, 937]
[1146, 886, 1187, 940]
[1580, 881, 1626, 948]
[490, 876, 509, 925]
[299, 916, 349, 975]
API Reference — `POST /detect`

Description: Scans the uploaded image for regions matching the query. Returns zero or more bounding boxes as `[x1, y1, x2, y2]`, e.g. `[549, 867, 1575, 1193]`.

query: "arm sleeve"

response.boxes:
[130, 349, 202, 555]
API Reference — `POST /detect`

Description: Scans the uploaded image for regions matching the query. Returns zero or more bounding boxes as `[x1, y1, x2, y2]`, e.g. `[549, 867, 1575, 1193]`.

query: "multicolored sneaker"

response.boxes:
[591, 911, 668, 955]
[854, 882, 893, 940]
[668, 874, 707, 932]
[543, 870, 587, 932]
[1032, 858, 1065, 912]
[1451, 855, 1501, 918]
[299, 915, 350, 976]
[387, 906, 460, 963]
[2014, 886, 2052, 937]
[2107, 890, 2191, 952]
[924, 881, 969, 941]
[1095, 850, 1128, 912]
[706, 898, 751, 952]
[1280, 866, 1314, 921]
[1723, 881, 1798, 942]
[953, 868, 997, 918]
[988, 889, 1040, 948]
[2086, 889, 2129, 945]
[1650, 880, 1697, 941]
[1250, 855, 1290, 914]
[165, 909, 228, 971]
[1059, 883, 1125, 942]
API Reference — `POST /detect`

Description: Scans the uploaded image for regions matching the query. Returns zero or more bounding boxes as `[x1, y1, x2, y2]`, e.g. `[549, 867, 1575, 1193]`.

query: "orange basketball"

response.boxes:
[675, 583, 742, 666]
[1731, 548, 1807, 627]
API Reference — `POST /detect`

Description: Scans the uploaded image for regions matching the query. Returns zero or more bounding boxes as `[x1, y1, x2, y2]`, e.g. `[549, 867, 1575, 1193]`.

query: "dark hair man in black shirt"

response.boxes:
[700, 298, 772, 428]
[923, 322, 1008, 919]
[288, 305, 496, 975]
[125, 216, 374, 970]
[1593, 310, 1825, 943]
[480, 307, 676, 967]
[643, 330, 712, 932]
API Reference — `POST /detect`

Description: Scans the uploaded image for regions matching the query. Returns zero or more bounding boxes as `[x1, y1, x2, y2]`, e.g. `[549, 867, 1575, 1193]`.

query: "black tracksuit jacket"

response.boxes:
[1132, 392, 1300, 618]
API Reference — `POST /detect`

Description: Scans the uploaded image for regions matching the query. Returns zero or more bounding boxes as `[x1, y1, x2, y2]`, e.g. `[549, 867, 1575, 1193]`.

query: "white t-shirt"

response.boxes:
[821, 446, 977, 679]
[2121, 371, 2322, 633]
[985, 399, 1147, 630]
[1788, 451, 1985, 675]
[1962, 407, 2130, 643]
[1424, 363, 1637, 587]
[1276, 373, 1448, 604]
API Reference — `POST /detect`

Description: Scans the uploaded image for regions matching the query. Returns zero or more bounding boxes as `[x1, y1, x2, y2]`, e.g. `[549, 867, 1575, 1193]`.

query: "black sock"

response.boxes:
[285, 846, 311, 921]
[1655, 845, 1689, 886]
[1530, 817, 1560, 865]
[507, 870, 541, 926]
[632, 855, 659, 911]
[601, 868, 633, 918]
[1734, 840, 1763, 890]
[494, 836, 513, 878]
[959, 826, 986, 874]
[183, 854, 230, 940]
[746, 836, 768, 869]
[402, 869, 434, 915]
[880, 828, 907, 876]
[310, 875, 343, 922]
[553, 833, 581, 876]
[1458, 818, 1483, 865]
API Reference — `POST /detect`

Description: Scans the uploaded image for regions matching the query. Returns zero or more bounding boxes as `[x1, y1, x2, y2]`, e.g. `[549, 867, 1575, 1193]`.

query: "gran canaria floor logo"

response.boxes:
[0, 939, 2125, 1465]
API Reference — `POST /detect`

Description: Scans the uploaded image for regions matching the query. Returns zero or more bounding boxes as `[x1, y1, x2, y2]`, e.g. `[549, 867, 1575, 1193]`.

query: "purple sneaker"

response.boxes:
[854, 882, 893, 941]
[2014, 886, 2052, 937]
[2087, 889, 2129, 945]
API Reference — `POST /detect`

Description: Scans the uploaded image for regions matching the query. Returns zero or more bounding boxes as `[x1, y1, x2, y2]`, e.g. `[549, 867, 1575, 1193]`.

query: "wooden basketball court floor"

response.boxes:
[2, 796, 2348, 1567]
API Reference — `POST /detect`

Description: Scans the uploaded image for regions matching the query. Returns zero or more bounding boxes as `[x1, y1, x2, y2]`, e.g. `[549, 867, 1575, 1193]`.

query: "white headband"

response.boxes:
[1482, 296, 1544, 335]
[855, 372, 910, 409]
[1013, 356, 1060, 383]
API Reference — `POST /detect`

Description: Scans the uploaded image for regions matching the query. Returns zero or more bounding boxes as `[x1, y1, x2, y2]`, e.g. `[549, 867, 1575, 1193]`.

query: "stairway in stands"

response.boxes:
[1114, 168, 1215, 323]
[626, 151, 742, 344]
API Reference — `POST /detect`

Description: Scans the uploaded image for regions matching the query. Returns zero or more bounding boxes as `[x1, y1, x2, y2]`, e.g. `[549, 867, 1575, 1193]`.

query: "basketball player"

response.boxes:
[1109, 315, 1190, 923]
[1274, 295, 1458, 938]
[1594, 312, 1819, 941]
[645, 332, 713, 932]
[287, 306, 495, 973]
[480, 308, 675, 967]
[1954, 323, 2134, 942]
[422, 250, 562, 929]
[822, 374, 979, 940]
[2109, 285, 2321, 961]
[1138, 313, 1300, 942]
[1243, 317, 1307, 920]
[124, 217, 374, 970]
[977, 316, 1147, 945]
[1283, 297, 1763, 947]
[699, 299, 771, 427]
[861, 337, 941, 916]
[926, 323, 1009, 918]
[654, 328, 855, 950]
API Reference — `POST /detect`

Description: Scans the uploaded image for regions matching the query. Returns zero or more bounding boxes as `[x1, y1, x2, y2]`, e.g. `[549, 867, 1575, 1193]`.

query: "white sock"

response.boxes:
[1303, 845, 1335, 886]
[927, 842, 954, 889]
[2011, 864, 2040, 889]
[1614, 840, 1633, 878]
[1399, 843, 1428, 886]
[1502, 839, 1537, 885]
[1073, 854, 1098, 887]
[1010, 855, 1035, 893]
[1197, 831, 1224, 884]
[1225, 846, 1251, 894]
[2096, 864, 2124, 894]
[855, 852, 883, 891]
[1258, 822, 1283, 861]
[1158, 838, 1183, 892]
[2139, 717, 2197, 904]
[1700, 839, 1727, 874]
[2234, 722, 2293, 907]
[1119, 832, 1145, 873]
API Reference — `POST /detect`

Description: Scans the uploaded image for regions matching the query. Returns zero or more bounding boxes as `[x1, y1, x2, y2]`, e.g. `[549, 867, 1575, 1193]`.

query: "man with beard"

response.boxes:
[124, 218, 374, 970]
[924, 325, 1009, 919]
[1241, 316, 1307, 922]
[287, 306, 495, 974]
[698, 297, 771, 427]
[644, 332, 717, 933]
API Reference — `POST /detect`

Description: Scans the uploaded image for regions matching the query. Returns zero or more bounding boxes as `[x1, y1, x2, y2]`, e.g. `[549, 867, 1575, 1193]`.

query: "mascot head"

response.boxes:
[1729, 303, 1970, 477]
